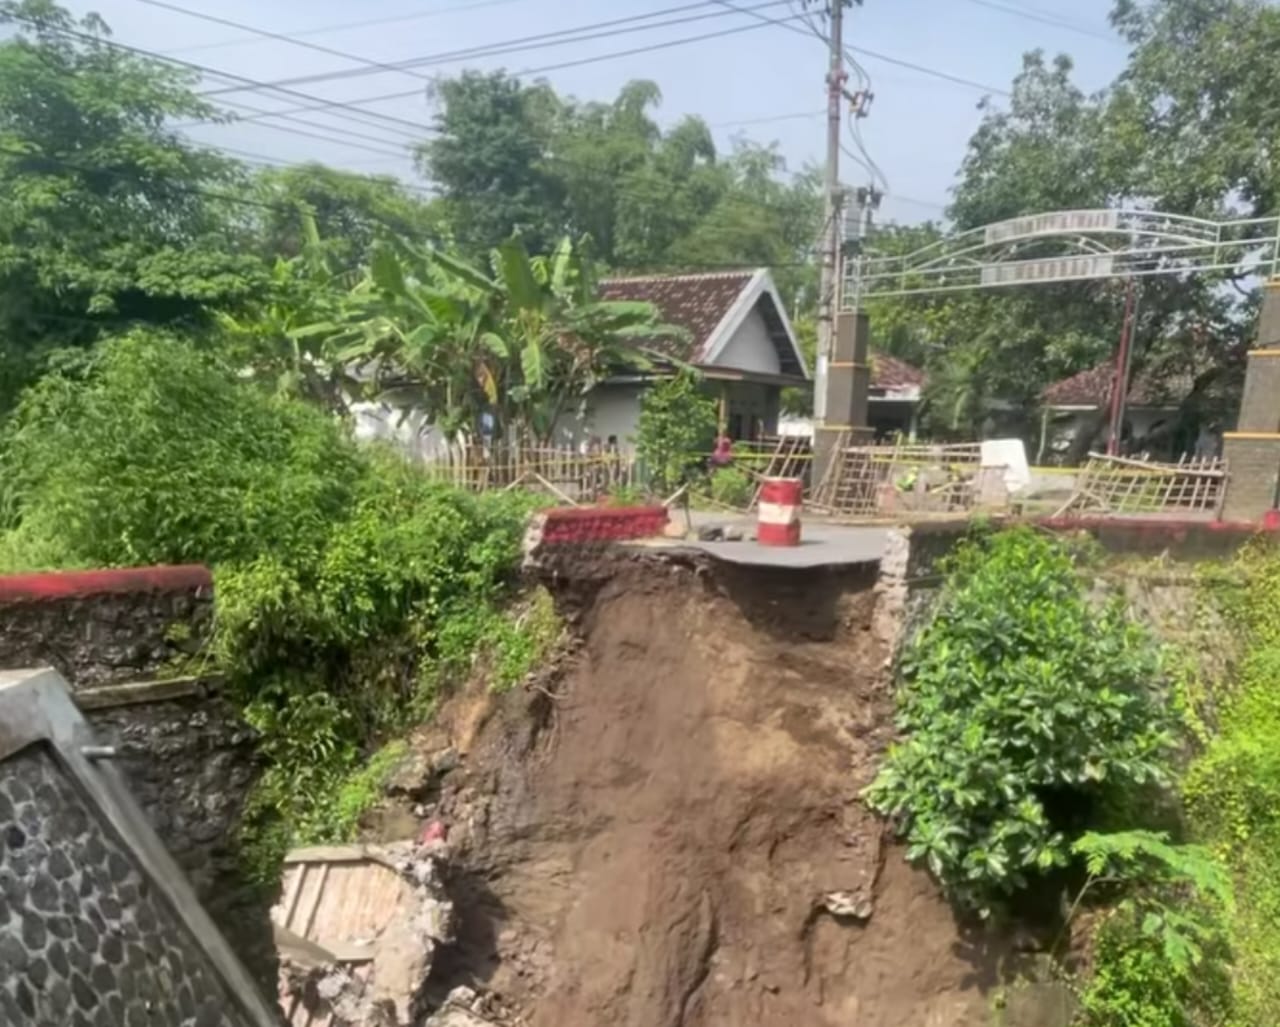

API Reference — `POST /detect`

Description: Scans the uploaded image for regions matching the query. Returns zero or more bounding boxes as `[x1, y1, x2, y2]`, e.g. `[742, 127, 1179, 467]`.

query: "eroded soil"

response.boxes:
[417, 553, 1020, 1026]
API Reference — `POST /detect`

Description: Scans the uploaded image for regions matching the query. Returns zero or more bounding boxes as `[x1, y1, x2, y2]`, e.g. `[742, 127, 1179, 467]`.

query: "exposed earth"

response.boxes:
[399, 552, 1037, 1026]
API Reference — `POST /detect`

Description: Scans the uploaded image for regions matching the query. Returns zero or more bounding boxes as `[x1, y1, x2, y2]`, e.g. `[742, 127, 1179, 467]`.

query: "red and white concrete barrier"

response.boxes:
[757, 478, 802, 547]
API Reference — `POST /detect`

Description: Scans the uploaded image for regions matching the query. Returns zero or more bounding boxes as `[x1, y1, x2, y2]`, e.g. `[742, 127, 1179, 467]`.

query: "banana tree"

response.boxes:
[489, 235, 682, 443]
[311, 234, 681, 446]
[216, 208, 358, 414]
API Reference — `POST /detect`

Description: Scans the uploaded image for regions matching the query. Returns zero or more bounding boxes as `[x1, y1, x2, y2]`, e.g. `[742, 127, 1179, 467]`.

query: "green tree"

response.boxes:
[0, 0, 267, 413]
[319, 235, 676, 443]
[635, 370, 718, 495]
[416, 70, 566, 255]
[251, 162, 444, 267]
[865, 528, 1175, 911]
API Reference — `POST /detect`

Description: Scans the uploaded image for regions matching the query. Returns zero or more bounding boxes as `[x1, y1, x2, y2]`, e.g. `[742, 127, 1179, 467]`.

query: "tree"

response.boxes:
[251, 163, 444, 268]
[317, 236, 678, 444]
[635, 370, 718, 495]
[416, 71, 566, 256]
[417, 71, 821, 287]
[0, 0, 267, 413]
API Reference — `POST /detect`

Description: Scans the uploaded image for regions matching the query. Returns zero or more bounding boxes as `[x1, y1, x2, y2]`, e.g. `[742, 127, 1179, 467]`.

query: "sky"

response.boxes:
[53, 0, 1130, 226]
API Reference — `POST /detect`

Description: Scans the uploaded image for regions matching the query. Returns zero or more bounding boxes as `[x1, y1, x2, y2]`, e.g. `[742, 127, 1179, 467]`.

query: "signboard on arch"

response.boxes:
[984, 210, 1119, 246]
[980, 254, 1115, 286]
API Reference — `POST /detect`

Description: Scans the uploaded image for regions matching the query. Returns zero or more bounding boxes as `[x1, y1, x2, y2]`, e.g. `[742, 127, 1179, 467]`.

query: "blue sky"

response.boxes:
[61, 0, 1129, 225]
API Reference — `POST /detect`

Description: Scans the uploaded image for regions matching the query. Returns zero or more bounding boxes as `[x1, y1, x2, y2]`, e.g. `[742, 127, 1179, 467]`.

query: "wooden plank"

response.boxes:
[284, 845, 376, 865]
[74, 675, 217, 711]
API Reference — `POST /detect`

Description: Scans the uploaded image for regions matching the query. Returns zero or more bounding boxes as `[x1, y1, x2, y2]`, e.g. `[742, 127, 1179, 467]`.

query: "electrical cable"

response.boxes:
[162, 0, 536, 57]
[958, 0, 1117, 43]
[5, 13, 437, 137]
[205, 10, 817, 126]
[194, 0, 791, 96]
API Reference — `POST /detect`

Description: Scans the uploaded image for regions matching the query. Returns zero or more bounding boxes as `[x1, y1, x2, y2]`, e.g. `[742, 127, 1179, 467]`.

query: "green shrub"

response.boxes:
[0, 331, 537, 880]
[0, 330, 361, 571]
[864, 527, 1175, 911]
[708, 465, 754, 508]
[635, 370, 717, 496]
[1181, 543, 1280, 1023]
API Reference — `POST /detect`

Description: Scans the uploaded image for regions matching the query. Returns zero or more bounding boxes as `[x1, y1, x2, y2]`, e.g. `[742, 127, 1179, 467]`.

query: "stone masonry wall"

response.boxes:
[0, 565, 213, 688]
[0, 741, 258, 1027]
[0, 565, 276, 995]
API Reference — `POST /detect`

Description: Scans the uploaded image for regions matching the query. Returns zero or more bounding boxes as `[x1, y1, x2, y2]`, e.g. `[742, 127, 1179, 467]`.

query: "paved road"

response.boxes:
[633, 511, 891, 569]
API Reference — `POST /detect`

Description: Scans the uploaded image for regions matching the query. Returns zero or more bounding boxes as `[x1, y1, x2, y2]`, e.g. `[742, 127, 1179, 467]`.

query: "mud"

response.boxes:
[423, 552, 1025, 1027]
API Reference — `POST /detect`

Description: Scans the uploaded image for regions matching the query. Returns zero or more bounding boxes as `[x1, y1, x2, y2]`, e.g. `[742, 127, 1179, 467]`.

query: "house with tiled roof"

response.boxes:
[562, 268, 809, 445]
[1038, 360, 1199, 460]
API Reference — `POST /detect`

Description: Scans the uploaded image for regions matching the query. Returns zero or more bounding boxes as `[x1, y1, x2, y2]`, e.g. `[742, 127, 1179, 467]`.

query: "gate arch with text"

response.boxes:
[842, 209, 1280, 303]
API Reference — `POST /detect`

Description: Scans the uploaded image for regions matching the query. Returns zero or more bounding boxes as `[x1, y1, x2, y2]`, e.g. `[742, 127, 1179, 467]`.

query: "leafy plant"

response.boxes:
[1072, 830, 1234, 1027]
[864, 527, 1175, 911]
[0, 332, 537, 882]
[708, 464, 754, 508]
[314, 234, 678, 444]
[1180, 541, 1280, 1023]
[635, 369, 717, 497]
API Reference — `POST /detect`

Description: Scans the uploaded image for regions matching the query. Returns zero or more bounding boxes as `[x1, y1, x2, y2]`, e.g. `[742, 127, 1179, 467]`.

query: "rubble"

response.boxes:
[275, 842, 457, 1027]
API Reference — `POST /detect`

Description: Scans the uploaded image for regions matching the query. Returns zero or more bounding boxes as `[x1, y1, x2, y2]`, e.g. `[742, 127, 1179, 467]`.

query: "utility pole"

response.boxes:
[814, 0, 846, 423]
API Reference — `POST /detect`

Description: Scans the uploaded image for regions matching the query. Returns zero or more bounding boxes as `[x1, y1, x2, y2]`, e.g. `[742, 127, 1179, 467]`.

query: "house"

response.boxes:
[777, 352, 928, 441]
[1038, 361, 1200, 461]
[559, 268, 809, 447]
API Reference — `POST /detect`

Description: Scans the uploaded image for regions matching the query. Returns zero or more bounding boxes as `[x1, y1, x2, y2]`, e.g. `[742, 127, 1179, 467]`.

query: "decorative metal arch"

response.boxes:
[841, 208, 1280, 305]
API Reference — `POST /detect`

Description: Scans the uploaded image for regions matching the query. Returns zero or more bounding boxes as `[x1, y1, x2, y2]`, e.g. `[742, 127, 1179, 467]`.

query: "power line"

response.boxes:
[709, 108, 825, 128]
[196, 10, 816, 127]
[138, 0, 444, 84]
[958, 0, 1117, 43]
[197, 0, 790, 96]
[162, 0, 535, 57]
[713, 0, 1010, 96]
[5, 13, 437, 138]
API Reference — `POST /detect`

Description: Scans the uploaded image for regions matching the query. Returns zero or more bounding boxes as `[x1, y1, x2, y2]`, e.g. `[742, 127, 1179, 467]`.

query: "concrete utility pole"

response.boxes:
[814, 0, 846, 427]
[813, 1, 875, 488]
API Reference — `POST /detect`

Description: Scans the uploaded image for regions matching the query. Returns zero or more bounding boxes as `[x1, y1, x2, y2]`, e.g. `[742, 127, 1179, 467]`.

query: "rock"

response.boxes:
[822, 890, 873, 921]
[723, 524, 746, 542]
[697, 524, 726, 542]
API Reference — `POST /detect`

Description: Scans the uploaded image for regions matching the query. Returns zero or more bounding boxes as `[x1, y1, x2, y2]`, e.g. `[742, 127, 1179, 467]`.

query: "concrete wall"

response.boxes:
[0, 566, 276, 994]
[714, 307, 782, 375]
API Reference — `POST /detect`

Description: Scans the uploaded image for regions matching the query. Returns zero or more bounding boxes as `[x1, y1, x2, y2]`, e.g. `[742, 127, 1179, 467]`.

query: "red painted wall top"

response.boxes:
[0, 565, 213, 602]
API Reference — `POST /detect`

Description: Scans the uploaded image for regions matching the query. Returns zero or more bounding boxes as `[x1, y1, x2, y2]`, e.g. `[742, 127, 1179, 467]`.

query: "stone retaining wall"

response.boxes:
[0, 565, 276, 996]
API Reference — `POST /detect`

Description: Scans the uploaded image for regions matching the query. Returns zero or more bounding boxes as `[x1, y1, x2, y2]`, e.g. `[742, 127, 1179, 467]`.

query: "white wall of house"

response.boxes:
[552, 382, 646, 450]
[712, 309, 781, 374]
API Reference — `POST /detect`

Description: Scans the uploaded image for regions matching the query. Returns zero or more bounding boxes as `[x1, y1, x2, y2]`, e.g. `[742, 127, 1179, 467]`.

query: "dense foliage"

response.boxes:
[0, 334, 542, 876]
[634, 370, 718, 496]
[865, 528, 1176, 910]
[1072, 831, 1234, 1025]
[1181, 545, 1280, 1023]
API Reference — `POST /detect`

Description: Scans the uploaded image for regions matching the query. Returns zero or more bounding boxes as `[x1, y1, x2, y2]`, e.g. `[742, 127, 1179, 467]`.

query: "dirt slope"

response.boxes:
[426, 553, 1016, 1027]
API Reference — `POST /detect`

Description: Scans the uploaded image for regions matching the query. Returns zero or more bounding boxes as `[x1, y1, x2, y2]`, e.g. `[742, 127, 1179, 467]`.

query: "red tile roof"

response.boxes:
[598, 270, 756, 363]
[871, 353, 926, 390]
[1041, 362, 1192, 408]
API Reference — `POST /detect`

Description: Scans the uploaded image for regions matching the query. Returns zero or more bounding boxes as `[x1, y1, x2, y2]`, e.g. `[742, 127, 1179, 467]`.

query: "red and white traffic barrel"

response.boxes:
[757, 477, 802, 547]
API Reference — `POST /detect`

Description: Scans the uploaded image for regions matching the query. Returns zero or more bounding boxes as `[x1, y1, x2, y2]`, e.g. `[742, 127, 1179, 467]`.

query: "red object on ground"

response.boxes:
[0, 564, 212, 602]
[538, 505, 668, 545]
[1263, 509, 1280, 531]
[757, 478, 802, 547]
[419, 820, 448, 845]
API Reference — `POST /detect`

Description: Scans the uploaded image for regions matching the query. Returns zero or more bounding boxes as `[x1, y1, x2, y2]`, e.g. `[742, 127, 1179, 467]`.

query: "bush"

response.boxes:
[0, 330, 362, 571]
[635, 370, 717, 496]
[708, 464, 753, 508]
[0, 332, 537, 879]
[1181, 544, 1280, 1023]
[864, 527, 1175, 911]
